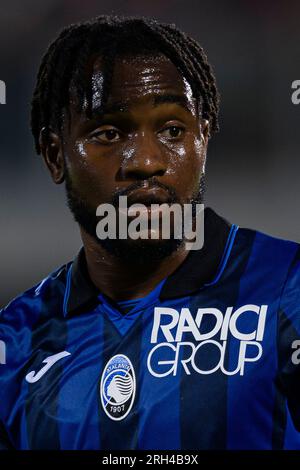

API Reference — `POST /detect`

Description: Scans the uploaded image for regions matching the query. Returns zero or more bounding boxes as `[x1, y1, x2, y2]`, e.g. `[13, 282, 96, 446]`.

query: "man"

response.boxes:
[0, 14, 300, 450]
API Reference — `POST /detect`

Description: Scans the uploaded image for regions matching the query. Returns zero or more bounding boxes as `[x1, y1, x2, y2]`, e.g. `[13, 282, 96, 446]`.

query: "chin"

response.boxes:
[97, 237, 184, 264]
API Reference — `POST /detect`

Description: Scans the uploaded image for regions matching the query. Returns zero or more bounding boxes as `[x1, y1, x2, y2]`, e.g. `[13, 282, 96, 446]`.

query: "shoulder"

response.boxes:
[0, 262, 71, 333]
[0, 262, 71, 399]
[234, 224, 300, 269]
[239, 224, 300, 307]
[236, 223, 299, 252]
[224, 224, 300, 304]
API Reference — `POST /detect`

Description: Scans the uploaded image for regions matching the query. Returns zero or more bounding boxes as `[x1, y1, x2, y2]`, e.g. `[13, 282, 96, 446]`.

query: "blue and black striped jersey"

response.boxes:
[0, 207, 300, 450]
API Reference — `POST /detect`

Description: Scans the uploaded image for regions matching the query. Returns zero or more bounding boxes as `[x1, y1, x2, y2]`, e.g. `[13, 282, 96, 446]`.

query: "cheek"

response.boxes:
[190, 136, 206, 180]
[64, 140, 119, 202]
[166, 136, 205, 193]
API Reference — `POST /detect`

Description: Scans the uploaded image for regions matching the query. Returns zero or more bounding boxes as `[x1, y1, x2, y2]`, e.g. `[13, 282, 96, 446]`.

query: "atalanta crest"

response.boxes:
[100, 354, 136, 421]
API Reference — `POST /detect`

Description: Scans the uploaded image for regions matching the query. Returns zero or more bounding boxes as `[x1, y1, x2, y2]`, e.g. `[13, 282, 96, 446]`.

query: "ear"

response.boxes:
[200, 119, 210, 145]
[39, 127, 65, 184]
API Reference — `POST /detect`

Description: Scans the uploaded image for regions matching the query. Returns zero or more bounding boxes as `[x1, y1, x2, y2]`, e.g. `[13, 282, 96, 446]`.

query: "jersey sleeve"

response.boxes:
[278, 246, 300, 431]
[0, 309, 15, 450]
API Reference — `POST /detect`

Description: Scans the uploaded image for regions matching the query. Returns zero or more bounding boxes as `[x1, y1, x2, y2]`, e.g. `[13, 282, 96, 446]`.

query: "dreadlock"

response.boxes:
[31, 15, 220, 155]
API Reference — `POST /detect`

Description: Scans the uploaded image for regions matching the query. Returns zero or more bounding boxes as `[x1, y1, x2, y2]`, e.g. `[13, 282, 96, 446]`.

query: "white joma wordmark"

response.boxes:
[25, 351, 71, 383]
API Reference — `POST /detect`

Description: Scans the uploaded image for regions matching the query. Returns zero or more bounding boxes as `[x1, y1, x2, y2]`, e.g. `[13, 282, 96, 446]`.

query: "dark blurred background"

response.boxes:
[0, 0, 299, 307]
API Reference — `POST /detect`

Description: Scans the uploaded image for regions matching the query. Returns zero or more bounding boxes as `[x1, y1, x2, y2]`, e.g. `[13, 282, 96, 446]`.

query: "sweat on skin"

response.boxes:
[41, 53, 209, 301]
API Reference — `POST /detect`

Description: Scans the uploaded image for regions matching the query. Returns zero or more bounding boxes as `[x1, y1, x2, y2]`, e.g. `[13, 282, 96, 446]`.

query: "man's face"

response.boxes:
[60, 52, 208, 260]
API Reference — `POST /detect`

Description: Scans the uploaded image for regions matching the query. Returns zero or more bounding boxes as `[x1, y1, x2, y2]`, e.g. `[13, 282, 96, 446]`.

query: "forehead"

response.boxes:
[90, 53, 195, 109]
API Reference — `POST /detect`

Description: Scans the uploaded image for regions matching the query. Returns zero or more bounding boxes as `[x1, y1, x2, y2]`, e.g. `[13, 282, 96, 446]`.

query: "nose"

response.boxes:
[120, 131, 167, 180]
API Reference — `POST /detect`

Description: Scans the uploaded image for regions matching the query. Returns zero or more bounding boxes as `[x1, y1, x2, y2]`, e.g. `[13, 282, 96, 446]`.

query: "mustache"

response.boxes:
[111, 178, 178, 206]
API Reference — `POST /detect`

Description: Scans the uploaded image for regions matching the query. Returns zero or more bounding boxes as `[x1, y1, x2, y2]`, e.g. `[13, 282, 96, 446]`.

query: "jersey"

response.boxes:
[0, 206, 300, 450]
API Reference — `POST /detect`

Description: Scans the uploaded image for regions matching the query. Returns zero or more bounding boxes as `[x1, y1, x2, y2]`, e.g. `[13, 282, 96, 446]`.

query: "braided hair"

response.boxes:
[31, 15, 220, 155]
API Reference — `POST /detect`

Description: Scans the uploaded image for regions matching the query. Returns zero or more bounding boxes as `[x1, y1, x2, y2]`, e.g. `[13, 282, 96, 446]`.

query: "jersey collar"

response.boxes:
[65, 206, 237, 316]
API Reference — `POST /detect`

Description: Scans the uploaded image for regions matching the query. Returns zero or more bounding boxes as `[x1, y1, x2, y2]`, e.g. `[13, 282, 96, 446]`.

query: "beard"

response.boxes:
[65, 169, 206, 265]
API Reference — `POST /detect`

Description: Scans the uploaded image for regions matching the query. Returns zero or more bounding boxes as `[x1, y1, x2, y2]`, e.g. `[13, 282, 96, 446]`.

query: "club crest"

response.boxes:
[100, 354, 136, 421]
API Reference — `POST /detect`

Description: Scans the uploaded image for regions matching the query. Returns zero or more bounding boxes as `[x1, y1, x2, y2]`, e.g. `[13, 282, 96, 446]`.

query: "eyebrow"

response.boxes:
[90, 94, 194, 119]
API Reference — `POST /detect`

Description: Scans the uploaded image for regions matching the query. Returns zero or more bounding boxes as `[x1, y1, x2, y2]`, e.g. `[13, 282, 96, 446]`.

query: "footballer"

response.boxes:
[0, 15, 300, 450]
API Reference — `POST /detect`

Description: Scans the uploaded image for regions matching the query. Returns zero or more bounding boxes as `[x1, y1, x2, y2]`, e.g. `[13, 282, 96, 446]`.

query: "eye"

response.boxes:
[90, 127, 122, 143]
[159, 125, 185, 139]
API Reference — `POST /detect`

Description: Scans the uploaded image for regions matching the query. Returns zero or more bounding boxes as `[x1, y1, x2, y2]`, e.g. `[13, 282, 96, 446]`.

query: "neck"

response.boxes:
[80, 229, 189, 301]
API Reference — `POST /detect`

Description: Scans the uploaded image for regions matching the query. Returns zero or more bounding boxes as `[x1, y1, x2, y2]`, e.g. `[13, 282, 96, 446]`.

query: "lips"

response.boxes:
[116, 185, 174, 221]
[126, 187, 171, 207]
